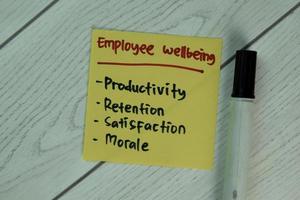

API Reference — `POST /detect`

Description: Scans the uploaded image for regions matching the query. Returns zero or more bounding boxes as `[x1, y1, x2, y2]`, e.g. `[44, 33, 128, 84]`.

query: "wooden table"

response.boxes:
[1, 1, 300, 199]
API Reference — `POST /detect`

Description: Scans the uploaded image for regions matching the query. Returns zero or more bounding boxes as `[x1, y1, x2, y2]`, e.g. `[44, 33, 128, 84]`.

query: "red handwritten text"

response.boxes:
[162, 45, 215, 65]
[97, 37, 154, 56]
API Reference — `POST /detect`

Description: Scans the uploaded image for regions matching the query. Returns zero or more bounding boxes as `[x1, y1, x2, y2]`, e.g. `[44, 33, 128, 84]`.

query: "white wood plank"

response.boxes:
[0, 0, 298, 199]
[59, 8, 300, 200]
[0, 0, 52, 44]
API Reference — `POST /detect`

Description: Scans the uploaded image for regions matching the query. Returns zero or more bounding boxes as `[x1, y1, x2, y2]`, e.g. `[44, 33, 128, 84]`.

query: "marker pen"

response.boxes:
[223, 50, 257, 200]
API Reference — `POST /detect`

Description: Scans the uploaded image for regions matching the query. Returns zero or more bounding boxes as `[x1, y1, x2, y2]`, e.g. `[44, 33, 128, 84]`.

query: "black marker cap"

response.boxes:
[231, 50, 257, 99]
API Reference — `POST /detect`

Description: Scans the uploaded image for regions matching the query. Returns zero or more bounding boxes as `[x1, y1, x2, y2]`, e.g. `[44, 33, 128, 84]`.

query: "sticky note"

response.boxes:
[83, 29, 222, 169]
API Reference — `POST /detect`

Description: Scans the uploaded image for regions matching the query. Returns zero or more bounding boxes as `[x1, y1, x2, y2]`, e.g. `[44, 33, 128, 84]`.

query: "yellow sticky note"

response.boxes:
[83, 29, 222, 170]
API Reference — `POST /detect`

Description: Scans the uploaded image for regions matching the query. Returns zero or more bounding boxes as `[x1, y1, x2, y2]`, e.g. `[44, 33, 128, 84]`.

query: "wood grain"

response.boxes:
[0, 0, 53, 44]
[59, 8, 300, 200]
[0, 0, 299, 199]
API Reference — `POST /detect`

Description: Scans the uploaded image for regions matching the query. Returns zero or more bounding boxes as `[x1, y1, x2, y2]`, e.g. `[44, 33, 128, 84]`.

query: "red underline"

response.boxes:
[97, 61, 204, 73]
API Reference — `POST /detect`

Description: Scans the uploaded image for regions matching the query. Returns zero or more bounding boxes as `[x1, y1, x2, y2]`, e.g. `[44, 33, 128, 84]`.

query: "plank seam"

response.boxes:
[51, 161, 105, 200]
[221, 1, 300, 69]
[0, 0, 60, 49]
